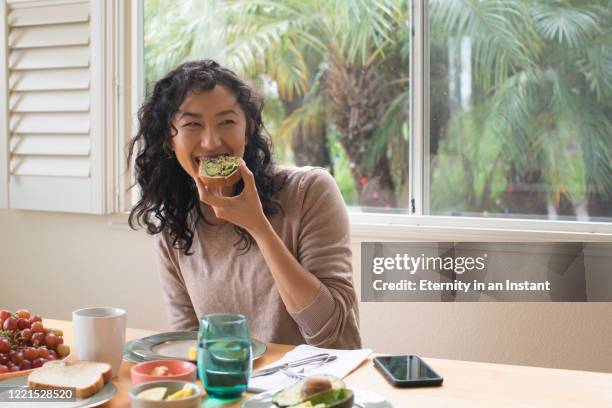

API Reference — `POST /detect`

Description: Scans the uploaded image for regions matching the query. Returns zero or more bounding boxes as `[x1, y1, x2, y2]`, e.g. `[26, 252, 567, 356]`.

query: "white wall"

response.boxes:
[1, 209, 611, 373]
[0, 210, 163, 330]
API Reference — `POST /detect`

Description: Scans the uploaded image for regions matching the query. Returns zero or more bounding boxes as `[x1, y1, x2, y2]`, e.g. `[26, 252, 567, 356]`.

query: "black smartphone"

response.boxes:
[373, 355, 443, 387]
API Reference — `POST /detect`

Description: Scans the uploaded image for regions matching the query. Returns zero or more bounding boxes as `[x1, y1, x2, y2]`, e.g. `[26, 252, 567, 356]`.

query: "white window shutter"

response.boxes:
[1, 0, 110, 214]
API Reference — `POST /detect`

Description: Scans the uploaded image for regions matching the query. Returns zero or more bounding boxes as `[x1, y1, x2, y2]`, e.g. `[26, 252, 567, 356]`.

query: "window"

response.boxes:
[428, 0, 612, 222]
[143, 0, 411, 210]
[142, 0, 612, 228]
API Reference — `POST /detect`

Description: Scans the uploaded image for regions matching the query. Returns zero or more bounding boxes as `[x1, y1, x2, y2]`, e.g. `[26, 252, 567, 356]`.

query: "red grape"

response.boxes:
[0, 311, 10, 321]
[17, 318, 29, 330]
[31, 332, 45, 346]
[0, 354, 8, 365]
[0, 365, 7, 374]
[44, 333, 59, 348]
[0, 319, 4, 328]
[0, 338, 10, 354]
[31, 322, 44, 333]
[48, 350, 58, 359]
[56, 336, 64, 345]
[16, 309, 31, 320]
[10, 351, 23, 365]
[8, 365, 19, 372]
[3, 317, 18, 331]
[20, 328, 32, 342]
[19, 360, 32, 370]
[31, 358, 46, 368]
[37, 347, 50, 359]
[30, 315, 42, 324]
[23, 347, 37, 361]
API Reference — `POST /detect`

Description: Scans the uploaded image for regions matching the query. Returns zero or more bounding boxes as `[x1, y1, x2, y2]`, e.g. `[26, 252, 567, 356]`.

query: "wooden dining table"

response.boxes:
[26, 319, 612, 407]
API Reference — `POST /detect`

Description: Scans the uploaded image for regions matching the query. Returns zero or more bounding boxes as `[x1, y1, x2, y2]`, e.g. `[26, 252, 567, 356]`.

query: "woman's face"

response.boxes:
[170, 85, 248, 180]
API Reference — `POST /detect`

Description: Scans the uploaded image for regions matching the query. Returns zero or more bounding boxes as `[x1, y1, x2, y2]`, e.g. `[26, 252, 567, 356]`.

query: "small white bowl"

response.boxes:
[129, 380, 202, 408]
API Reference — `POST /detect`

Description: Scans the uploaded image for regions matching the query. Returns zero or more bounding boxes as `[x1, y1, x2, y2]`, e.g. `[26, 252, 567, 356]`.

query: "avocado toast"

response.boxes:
[198, 154, 242, 187]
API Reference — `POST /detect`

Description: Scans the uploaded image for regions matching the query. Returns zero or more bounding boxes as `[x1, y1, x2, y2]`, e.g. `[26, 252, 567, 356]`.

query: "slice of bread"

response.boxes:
[27, 360, 112, 399]
[198, 154, 242, 188]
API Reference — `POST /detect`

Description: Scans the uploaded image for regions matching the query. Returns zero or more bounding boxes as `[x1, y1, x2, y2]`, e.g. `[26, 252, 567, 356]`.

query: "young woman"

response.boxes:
[128, 59, 361, 349]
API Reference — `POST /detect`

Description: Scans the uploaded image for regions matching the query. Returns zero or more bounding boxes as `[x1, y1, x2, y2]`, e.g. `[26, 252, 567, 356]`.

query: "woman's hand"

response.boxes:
[194, 161, 269, 235]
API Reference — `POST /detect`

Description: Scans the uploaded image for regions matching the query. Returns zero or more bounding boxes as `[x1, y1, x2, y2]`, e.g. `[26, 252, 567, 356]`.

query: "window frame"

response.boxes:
[0, 0, 8, 209]
[121, 0, 144, 213]
[116, 0, 612, 240]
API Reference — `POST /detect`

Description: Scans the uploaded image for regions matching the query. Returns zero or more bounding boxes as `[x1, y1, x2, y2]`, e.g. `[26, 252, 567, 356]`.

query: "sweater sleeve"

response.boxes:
[288, 168, 360, 347]
[154, 232, 199, 331]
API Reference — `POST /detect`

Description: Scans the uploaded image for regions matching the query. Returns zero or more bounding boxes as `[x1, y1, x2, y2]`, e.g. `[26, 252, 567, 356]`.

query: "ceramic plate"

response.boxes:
[124, 331, 266, 362]
[0, 375, 117, 407]
[0, 353, 72, 381]
[123, 338, 147, 364]
[242, 387, 393, 408]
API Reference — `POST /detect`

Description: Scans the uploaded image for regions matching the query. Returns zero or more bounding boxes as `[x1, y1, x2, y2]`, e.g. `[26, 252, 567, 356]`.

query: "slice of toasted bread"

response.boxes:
[198, 155, 242, 188]
[27, 360, 112, 399]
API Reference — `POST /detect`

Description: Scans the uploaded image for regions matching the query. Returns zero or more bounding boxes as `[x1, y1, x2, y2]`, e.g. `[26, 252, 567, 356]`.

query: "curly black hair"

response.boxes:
[127, 59, 285, 255]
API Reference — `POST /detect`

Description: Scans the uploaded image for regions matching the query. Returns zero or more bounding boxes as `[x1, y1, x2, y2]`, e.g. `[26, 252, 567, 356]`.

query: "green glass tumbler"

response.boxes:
[197, 313, 252, 399]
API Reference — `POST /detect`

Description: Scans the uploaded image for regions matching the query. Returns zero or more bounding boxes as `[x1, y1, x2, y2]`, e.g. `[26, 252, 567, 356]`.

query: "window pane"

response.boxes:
[144, 0, 411, 210]
[429, 0, 612, 221]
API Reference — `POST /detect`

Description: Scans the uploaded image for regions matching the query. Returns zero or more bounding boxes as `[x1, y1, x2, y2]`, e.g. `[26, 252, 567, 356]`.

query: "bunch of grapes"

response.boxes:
[0, 309, 70, 374]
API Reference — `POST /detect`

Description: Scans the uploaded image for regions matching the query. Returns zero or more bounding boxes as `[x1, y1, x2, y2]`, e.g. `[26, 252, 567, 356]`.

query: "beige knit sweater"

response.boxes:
[153, 165, 362, 349]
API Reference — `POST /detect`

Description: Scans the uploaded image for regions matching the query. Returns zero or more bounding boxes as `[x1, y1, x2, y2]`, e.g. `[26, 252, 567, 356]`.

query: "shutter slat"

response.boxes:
[10, 68, 89, 91]
[10, 156, 90, 177]
[8, 3, 89, 27]
[10, 112, 90, 134]
[9, 23, 89, 49]
[10, 46, 89, 70]
[8, 0, 87, 5]
[10, 135, 90, 156]
[10, 90, 89, 112]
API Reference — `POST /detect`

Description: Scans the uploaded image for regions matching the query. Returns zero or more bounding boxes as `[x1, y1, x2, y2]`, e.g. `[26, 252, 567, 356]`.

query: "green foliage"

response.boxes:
[328, 132, 359, 205]
[530, 2, 603, 49]
[430, 0, 612, 216]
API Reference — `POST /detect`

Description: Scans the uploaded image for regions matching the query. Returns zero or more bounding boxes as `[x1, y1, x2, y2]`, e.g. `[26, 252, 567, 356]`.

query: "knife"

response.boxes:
[251, 353, 337, 378]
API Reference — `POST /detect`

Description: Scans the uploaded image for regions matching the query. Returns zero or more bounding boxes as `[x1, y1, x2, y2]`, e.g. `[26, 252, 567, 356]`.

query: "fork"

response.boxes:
[278, 354, 337, 380]
[279, 366, 307, 379]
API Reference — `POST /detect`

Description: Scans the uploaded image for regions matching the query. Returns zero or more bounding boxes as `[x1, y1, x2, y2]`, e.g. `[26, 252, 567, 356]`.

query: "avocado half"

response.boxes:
[294, 388, 354, 408]
[272, 375, 353, 408]
[198, 154, 241, 187]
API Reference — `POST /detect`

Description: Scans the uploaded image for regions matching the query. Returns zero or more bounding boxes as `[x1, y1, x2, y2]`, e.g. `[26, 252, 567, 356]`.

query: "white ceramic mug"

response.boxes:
[72, 307, 126, 378]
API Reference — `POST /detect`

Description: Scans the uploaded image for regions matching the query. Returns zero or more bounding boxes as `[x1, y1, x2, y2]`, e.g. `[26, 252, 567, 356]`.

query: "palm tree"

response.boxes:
[429, 0, 612, 219]
[219, 0, 411, 207]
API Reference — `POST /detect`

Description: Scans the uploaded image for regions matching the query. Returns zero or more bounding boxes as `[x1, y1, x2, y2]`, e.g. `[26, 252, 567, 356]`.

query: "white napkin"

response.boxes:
[248, 344, 372, 393]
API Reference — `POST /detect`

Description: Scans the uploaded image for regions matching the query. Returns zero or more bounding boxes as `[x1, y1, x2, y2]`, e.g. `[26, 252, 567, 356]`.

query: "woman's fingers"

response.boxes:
[190, 162, 266, 230]
[239, 161, 257, 192]
[194, 176, 227, 207]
